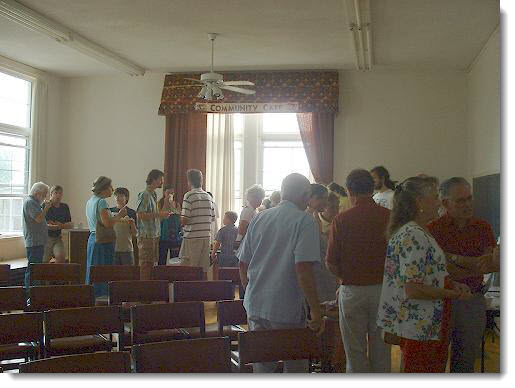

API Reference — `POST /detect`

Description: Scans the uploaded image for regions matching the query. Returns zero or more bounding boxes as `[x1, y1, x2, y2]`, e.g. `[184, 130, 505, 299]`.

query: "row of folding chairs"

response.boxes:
[14, 327, 322, 373]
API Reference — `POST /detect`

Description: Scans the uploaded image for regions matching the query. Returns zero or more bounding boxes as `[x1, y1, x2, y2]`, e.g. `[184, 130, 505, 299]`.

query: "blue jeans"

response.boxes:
[25, 245, 45, 290]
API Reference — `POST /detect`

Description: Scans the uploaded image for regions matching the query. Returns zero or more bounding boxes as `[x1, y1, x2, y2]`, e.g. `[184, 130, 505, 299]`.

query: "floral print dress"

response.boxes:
[377, 221, 448, 341]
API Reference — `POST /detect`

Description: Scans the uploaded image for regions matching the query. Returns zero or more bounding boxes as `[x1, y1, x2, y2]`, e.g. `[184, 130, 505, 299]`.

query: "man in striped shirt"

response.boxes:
[179, 169, 216, 277]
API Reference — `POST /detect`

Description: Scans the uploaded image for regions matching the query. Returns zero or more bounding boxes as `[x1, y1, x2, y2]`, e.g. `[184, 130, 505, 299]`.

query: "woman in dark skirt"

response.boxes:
[85, 176, 127, 297]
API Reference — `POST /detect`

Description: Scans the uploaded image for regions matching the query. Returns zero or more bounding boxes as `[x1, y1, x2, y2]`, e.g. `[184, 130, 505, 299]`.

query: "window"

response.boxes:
[234, 113, 312, 210]
[0, 70, 33, 235]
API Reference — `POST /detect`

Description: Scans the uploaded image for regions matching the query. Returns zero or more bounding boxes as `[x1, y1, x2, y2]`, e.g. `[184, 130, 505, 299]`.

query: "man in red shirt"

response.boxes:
[326, 169, 391, 373]
[428, 177, 497, 373]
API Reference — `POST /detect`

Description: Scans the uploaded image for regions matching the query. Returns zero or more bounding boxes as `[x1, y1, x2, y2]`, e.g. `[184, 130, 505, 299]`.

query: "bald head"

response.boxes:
[281, 173, 311, 210]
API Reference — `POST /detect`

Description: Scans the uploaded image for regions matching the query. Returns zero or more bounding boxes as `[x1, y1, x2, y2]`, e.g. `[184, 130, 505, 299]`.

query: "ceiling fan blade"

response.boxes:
[222, 81, 255, 86]
[220, 85, 256, 95]
[184, 78, 206, 84]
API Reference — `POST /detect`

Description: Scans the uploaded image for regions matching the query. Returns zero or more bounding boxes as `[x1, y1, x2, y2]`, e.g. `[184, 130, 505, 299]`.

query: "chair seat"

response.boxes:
[0, 343, 35, 360]
[184, 323, 244, 340]
[47, 335, 113, 356]
[134, 329, 188, 345]
[95, 296, 109, 306]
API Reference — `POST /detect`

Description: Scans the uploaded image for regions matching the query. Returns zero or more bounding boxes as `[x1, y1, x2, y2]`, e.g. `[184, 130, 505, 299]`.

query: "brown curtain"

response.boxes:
[296, 112, 335, 185]
[164, 113, 207, 201]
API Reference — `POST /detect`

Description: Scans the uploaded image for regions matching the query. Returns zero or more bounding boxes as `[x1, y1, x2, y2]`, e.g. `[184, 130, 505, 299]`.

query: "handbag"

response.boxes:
[95, 199, 116, 244]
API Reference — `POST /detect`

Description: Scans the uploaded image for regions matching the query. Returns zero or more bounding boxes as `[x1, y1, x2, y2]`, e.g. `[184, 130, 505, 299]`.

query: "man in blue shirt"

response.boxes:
[237, 173, 323, 373]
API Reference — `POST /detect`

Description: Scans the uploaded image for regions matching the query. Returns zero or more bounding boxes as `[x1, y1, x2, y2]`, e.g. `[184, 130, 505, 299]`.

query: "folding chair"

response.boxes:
[133, 337, 231, 373]
[19, 351, 131, 373]
[43, 305, 123, 357]
[237, 328, 322, 373]
[0, 264, 9, 286]
[0, 286, 26, 313]
[89, 265, 140, 305]
[217, 267, 244, 299]
[151, 265, 204, 282]
[108, 280, 170, 349]
[171, 280, 234, 303]
[130, 302, 205, 345]
[0, 312, 44, 371]
[27, 285, 94, 311]
[29, 263, 81, 285]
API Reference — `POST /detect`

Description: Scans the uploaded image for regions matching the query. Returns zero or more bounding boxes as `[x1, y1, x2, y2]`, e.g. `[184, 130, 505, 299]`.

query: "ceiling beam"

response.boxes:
[0, 0, 145, 76]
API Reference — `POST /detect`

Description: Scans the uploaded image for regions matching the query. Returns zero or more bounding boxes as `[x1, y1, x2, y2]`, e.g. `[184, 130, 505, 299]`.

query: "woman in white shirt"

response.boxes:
[236, 184, 266, 242]
[371, 166, 396, 210]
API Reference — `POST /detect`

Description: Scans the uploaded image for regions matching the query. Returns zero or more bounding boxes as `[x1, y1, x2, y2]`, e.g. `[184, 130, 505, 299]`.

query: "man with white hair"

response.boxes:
[237, 173, 323, 373]
[23, 182, 51, 289]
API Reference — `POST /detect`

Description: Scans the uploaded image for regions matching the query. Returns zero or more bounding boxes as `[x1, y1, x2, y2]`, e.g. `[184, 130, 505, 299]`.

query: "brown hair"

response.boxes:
[225, 211, 238, 224]
[50, 185, 63, 194]
[387, 176, 438, 239]
[346, 169, 374, 195]
[113, 187, 129, 201]
[92, 176, 112, 195]
[328, 182, 347, 197]
[146, 169, 164, 185]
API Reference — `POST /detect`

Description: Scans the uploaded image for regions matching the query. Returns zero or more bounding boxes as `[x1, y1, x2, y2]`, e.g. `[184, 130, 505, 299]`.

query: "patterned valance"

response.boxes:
[158, 70, 339, 115]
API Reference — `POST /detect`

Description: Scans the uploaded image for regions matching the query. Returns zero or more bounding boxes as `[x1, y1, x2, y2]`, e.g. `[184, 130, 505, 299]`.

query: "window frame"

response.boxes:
[0, 66, 35, 235]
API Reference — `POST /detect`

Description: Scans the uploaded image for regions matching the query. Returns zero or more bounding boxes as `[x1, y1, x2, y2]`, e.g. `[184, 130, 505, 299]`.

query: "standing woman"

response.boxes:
[85, 176, 127, 297]
[157, 185, 182, 265]
[376, 176, 471, 373]
[236, 184, 266, 243]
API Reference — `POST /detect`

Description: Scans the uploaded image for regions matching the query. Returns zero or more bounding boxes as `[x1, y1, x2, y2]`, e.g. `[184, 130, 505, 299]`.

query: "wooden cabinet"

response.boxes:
[65, 229, 139, 283]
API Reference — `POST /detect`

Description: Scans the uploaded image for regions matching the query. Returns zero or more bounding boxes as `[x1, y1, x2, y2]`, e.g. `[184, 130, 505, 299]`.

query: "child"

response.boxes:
[211, 211, 239, 267]
[158, 185, 183, 265]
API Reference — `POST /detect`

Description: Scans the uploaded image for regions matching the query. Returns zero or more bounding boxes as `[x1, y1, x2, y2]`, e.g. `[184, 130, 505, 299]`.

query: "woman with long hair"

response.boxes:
[377, 176, 471, 373]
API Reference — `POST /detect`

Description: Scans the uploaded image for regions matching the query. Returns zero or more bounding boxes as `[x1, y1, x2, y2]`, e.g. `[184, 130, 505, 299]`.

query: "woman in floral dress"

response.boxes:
[377, 176, 472, 373]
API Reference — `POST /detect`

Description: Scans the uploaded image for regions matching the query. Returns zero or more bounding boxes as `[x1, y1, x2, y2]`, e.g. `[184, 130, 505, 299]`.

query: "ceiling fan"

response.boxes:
[172, 33, 256, 100]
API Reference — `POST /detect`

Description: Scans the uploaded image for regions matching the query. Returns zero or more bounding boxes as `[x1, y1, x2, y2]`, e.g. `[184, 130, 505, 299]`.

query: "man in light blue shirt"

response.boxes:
[237, 173, 323, 373]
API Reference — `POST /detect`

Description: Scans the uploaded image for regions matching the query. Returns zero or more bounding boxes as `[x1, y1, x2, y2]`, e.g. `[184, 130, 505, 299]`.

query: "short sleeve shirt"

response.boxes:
[46, 203, 71, 238]
[86, 196, 109, 233]
[236, 205, 257, 241]
[216, 225, 238, 256]
[180, 188, 215, 240]
[136, 188, 160, 238]
[377, 222, 448, 341]
[373, 190, 394, 210]
[237, 200, 321, 323]
[23, 196, 48, 247]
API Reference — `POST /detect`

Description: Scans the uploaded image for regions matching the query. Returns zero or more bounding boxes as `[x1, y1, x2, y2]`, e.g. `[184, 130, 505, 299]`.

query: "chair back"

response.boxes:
[0, 312, 43, 345]
[44, 305, 123, 340]
[28, 285, 94, 311]
[0, 286, 26, 312]
[0, 264, 9, 285]
[131, 302, 205, 345]
[133, 337, 231, 373]
[108, 280, 169, 305]
[237, 328, 321, 366]
[151, 265, 204, 282]
[90, 265, 140, 283]
[216, 299, 247, 336]
[171, 281, 234, 302]
[217, 267, 241, 284]
[30, 263, 81, 284]
[19, 351, 131, 373]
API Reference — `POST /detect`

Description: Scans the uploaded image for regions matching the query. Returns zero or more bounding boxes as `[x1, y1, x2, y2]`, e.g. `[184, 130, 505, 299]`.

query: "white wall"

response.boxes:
[467, 28, 500, 177]
[333, 69, 469, 185]
[58, 74, 166, 226]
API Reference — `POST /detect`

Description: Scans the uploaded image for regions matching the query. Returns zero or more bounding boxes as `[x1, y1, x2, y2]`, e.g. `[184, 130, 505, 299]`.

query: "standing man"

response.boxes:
[326, 169, 391, 373]
[136, 170, 169, 280]
[44, 185, 73, 263]
[23, 182, 51, 289]
[428, 177, 497, 373]
[370, 166, 395, 210]
[179, 170, 215, 278]
[237, 173, 323, 373]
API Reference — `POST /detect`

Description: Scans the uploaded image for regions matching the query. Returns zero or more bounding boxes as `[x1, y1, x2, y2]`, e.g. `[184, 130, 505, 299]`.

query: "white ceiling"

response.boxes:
[0, 0, 499, 77]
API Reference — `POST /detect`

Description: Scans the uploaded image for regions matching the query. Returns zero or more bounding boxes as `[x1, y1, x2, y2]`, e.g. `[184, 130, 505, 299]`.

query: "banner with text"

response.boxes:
[194, 102, 300, 113]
